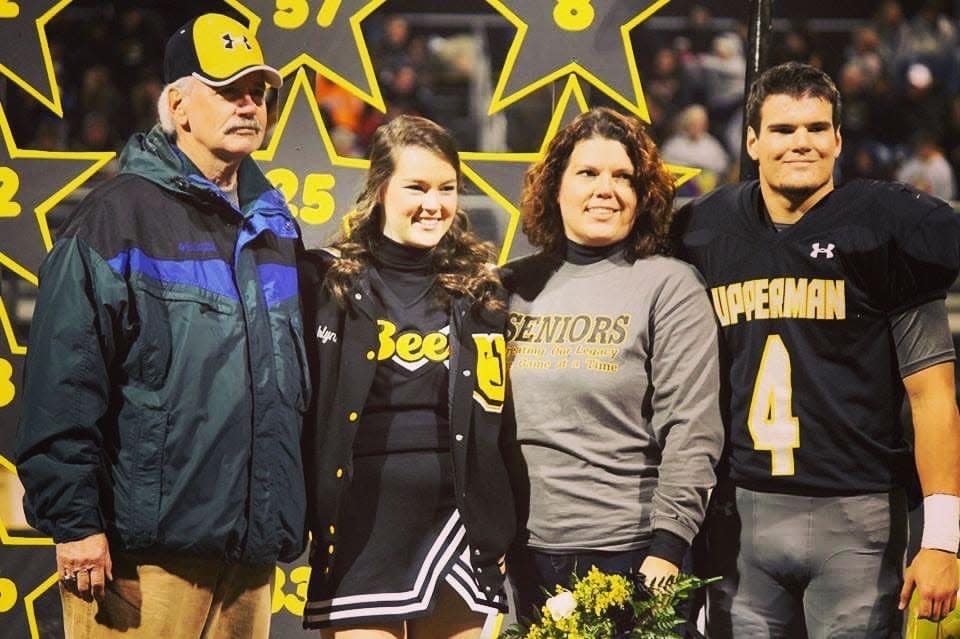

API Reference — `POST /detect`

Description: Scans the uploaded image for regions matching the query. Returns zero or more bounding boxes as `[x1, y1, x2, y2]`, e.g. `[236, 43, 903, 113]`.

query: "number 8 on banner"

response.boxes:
[553, 0, 595, 31]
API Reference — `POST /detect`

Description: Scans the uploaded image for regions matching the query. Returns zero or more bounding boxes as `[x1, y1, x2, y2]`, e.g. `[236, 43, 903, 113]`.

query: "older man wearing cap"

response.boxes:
[14, 13, 307, 638]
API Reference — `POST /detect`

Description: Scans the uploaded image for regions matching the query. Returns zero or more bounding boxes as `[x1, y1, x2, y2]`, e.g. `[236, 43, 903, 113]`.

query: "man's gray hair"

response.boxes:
[157, 76, 195, 136]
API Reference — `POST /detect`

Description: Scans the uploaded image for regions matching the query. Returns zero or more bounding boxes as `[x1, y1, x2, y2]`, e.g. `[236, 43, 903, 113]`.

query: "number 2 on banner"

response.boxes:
[274, 0, 342, 30]
[0, 167, 22, 217]
[747, 335, 799, 476]
[553, 0, 595, 31]
[0, 2, 19, 19]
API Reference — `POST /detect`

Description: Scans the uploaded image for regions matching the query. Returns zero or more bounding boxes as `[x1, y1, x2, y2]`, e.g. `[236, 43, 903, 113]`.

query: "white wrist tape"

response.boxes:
[920, 494, 960, 553]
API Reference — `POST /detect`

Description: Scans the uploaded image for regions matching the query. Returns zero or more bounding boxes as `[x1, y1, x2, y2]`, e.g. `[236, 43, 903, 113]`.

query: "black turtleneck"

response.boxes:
[372, 234, 436, 301]
[564, 238, 626, 265]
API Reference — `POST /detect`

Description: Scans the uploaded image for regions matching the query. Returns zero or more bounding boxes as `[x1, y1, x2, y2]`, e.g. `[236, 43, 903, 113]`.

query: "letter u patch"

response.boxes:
[472, 333, 506, 413]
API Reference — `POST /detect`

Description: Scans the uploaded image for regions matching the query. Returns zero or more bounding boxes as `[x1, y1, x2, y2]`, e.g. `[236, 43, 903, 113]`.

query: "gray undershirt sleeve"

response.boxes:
[890, 299, 955, 378]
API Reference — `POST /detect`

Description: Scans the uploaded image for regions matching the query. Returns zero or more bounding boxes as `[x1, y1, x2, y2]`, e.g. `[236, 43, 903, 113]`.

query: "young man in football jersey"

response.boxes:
[679, 62, 960, 638]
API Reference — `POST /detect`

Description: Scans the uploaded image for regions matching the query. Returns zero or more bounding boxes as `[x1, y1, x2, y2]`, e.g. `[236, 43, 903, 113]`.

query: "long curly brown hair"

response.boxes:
[520, 107, 676, 261]
[325, 115, 503, 312]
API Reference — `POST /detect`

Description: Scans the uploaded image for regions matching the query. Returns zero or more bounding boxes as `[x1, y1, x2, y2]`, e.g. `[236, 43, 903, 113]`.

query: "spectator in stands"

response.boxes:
[844, 26, 887, 87]
[662, 104, 730, 178]
[687, 4, 714, 55]
[838, 63, 880, 178]
[129, 77, 165, 135]
[872, 0, 911, 70]
[374, 15, 413, 89]
[699, 33, 746, 142]
[896, 131, 957, 201]
[943, 95, 960, 182]
[903, 0, 957, 61]
[315, 74, 365, 134]
[645, 47, 692, 119]
[384, 63, 432, 119]
[771, 22, 824, 69]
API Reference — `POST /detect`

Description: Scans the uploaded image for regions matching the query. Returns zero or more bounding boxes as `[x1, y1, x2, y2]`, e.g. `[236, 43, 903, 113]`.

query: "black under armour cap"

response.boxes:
[163, 13, 282, 88]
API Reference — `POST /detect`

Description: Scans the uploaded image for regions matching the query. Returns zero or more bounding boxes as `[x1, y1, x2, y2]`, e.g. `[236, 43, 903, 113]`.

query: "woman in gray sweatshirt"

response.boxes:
[500, 107, 724, 622]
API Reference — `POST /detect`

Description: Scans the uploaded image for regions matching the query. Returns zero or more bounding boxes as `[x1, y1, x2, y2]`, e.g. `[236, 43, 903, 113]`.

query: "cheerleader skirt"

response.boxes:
[303, 449, 507, 628]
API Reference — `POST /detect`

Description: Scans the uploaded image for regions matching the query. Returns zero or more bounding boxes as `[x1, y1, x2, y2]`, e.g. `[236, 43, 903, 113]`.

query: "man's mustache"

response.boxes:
[226, 118, 262, 133]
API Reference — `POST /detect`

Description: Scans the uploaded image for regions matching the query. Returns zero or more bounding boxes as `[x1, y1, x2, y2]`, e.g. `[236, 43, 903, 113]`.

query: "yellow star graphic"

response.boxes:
[22, 572, 59, 639]
[0, 101, 113, 286]
[254, 67, 369, 248]
[463, 76, 699, 262]
[485, 0, 671, 120]
[0, 0, 70, 116]
[226, 0, 387, 111]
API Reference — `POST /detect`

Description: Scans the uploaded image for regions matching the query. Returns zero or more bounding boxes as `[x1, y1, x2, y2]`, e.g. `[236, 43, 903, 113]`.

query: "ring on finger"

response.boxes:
[61, 571, 77, 583]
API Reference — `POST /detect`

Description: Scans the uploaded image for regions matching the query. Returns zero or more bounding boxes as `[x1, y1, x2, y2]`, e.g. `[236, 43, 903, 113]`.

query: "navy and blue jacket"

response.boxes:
[15, 126, 310, 565]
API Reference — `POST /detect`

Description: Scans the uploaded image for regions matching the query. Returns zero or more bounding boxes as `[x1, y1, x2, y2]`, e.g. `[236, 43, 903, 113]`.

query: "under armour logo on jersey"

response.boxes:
[222, 33, 253, 50]
[810, 242, 835, 259]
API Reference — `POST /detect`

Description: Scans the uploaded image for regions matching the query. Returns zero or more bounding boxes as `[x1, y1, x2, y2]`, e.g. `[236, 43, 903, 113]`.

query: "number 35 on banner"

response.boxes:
[267, 168, 337, 226]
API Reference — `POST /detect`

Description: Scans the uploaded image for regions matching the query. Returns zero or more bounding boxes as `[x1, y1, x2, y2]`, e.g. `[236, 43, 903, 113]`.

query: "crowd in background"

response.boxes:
[4, 0, 960, 201]
[644, 0, 960, 198]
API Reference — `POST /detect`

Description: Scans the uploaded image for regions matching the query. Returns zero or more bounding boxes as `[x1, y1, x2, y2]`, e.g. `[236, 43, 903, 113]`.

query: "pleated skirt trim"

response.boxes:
[303, 510, 506, 628]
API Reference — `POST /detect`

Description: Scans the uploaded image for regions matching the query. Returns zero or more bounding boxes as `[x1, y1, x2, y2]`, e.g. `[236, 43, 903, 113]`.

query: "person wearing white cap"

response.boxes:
[15, 13, 307, 638]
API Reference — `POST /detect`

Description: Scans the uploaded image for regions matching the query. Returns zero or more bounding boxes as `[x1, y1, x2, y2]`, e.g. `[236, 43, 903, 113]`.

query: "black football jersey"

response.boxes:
[680, 179, 960, 494]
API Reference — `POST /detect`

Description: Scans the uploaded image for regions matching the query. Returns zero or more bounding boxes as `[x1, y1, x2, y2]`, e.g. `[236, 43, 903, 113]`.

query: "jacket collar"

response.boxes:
[117, 125, 286, 218]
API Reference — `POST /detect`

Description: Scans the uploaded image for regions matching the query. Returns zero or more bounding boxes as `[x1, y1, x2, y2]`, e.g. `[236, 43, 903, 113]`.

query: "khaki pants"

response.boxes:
[61, 551, 274, 639]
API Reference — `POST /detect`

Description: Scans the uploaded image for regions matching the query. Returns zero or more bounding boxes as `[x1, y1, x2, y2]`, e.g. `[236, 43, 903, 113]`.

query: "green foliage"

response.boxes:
[502, 567, 718, 639]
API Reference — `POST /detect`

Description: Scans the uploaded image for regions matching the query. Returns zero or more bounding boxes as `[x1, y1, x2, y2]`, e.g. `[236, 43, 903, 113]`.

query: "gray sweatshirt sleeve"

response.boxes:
[648, 264, 724, 545]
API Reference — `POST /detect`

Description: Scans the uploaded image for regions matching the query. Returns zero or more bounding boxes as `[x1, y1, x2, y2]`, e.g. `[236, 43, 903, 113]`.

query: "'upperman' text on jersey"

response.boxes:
[711, 278, 846, 326]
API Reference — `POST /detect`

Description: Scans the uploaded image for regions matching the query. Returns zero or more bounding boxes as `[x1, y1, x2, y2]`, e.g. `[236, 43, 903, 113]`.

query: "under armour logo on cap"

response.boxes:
[810, 242, 835, 258]
[163, 13, 282, 88]
[222, 33, 253, 51]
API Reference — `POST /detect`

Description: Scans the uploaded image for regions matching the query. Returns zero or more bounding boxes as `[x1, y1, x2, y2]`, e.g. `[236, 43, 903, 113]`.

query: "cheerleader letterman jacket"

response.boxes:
[298, 249, 516, 598]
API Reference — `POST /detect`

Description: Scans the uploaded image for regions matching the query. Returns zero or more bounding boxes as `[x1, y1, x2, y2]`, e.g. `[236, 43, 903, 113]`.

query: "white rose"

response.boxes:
[545, 590, 577, 619]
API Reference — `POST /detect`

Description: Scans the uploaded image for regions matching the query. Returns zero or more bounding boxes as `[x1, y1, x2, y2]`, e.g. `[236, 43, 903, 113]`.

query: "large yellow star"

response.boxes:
[485, 0, 671, 120]
[226, 0, 387, 111]
[254, 68, 369, 249]
[0, 0, 70, 116]
[462, 76, 699, 262]
[0, 101, 113, 287]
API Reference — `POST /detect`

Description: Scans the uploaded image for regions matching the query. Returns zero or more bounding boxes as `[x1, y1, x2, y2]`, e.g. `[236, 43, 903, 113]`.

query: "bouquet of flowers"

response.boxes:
[501, 566, 716, 639]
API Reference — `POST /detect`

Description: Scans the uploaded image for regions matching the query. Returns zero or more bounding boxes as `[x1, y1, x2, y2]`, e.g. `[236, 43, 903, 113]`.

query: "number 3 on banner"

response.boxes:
[747, 335, 800, 476]
[274, 0, 342, 30]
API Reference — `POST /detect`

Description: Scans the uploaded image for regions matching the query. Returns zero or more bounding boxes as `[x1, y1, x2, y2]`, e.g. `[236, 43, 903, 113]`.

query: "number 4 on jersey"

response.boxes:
[748, 335, 800, 475]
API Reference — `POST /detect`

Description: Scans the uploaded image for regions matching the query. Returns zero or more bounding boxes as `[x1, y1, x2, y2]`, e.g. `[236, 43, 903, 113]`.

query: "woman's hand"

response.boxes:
[638, 555, 679, 588]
